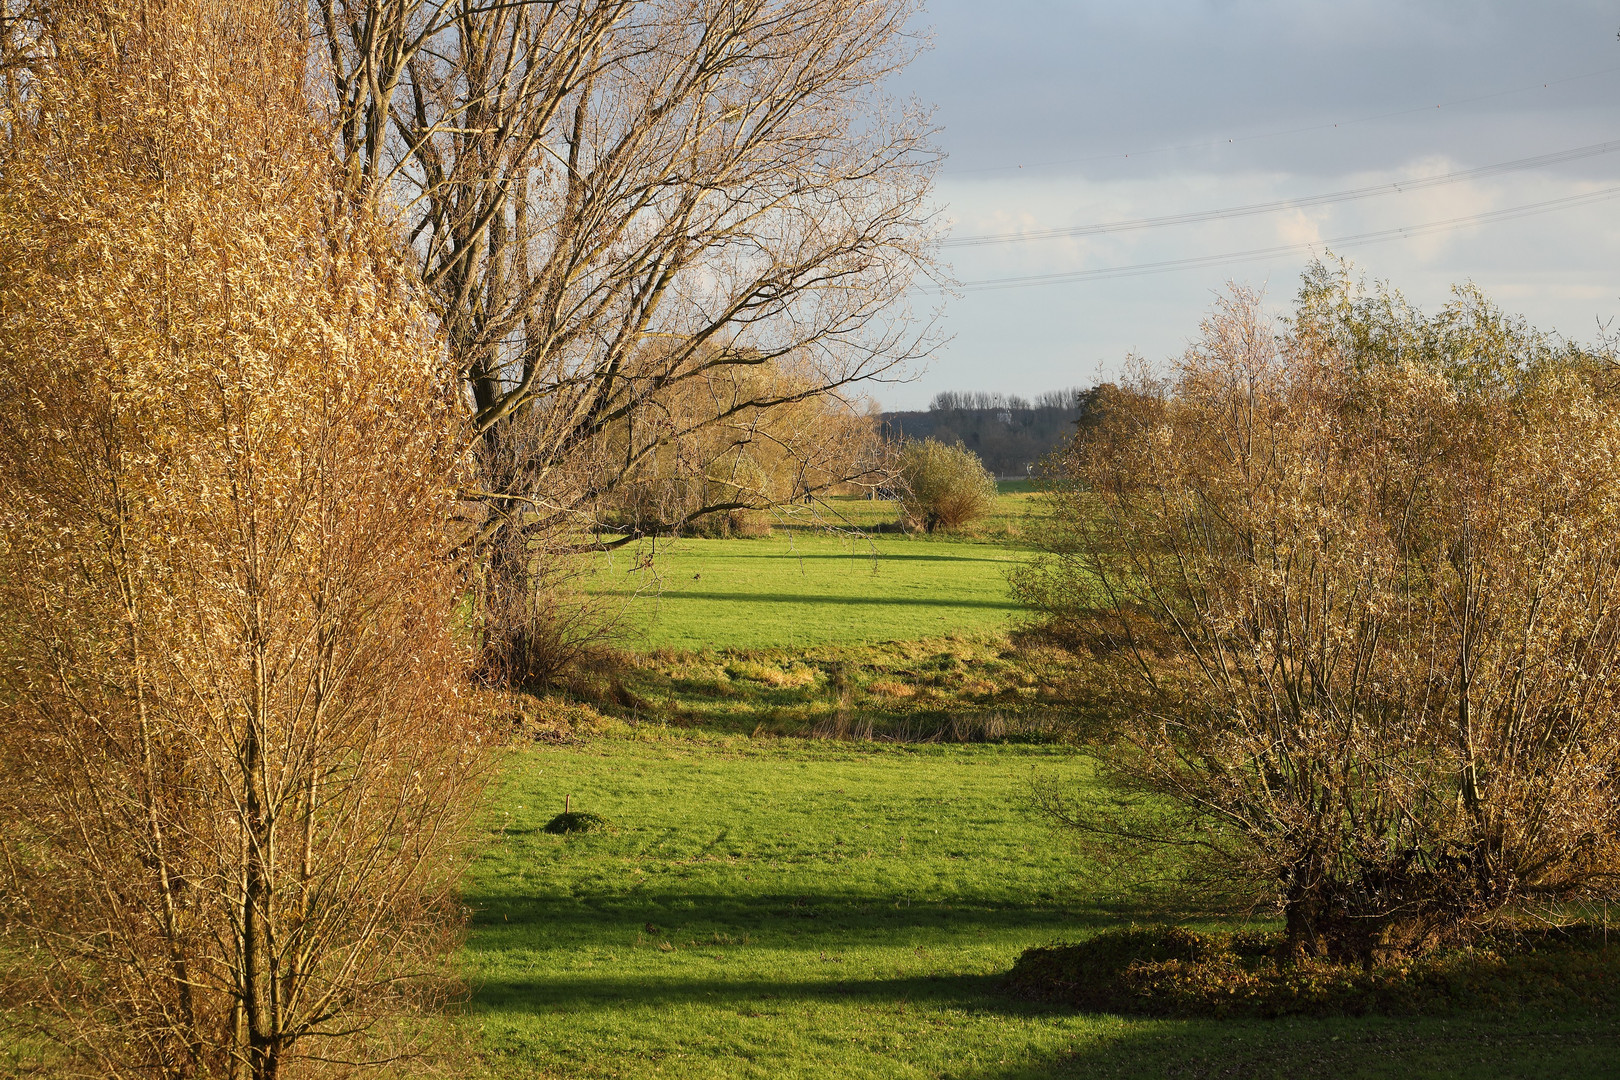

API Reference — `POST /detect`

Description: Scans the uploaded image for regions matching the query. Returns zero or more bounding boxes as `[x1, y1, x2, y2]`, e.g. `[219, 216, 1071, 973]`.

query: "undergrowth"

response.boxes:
[502, 632, 1120, 743]
[1006, 923, 1620, 1019]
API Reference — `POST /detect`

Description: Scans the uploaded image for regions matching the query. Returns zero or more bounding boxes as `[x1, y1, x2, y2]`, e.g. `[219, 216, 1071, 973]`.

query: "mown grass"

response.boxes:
[587, 489, 1049, 652]
[462, 737, 1620, 1079]
[591, 535, 1022, 651]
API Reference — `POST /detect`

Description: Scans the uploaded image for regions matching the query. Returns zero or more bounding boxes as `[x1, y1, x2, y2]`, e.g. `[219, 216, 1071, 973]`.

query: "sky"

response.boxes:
[880, 0, 1620, 410]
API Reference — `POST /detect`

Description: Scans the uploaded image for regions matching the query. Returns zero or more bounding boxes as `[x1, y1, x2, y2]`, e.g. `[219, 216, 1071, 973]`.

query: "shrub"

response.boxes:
[896, 438, 998, 532]
[1017, 266, 1620, 964]
[1006, 925, 1620, 1019]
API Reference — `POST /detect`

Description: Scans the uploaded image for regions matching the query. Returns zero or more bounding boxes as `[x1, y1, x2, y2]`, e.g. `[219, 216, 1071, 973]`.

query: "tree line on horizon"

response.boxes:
[881, 387, 1086, 477]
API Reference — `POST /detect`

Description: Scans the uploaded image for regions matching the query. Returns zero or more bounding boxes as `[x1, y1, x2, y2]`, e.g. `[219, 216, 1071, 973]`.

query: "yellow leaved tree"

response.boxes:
[0, 1, 484, 1076]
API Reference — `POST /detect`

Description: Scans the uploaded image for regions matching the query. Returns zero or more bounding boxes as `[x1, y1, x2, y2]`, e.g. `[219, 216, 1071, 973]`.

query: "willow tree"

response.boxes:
[0, 2, 482, 1075]
[317, 0, 940, 678]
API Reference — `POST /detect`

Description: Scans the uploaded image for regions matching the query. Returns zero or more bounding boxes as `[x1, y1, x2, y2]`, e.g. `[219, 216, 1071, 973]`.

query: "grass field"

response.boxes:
[479, 489, 1620, 1079]
[591, 535, 1023, 651]
[463, 738, 1620, 1079]
[590, 489, 1046, 651]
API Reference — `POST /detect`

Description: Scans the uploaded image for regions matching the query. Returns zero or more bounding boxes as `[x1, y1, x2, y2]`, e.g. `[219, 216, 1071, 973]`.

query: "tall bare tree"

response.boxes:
[316, 0, 940, 675]
[0, 2, 483, 1075]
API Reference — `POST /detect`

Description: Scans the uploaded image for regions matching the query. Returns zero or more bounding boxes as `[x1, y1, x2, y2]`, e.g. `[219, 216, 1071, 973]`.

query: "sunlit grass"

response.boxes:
[591, 534, 1024, 651]
[462, 738, 1620, 1079]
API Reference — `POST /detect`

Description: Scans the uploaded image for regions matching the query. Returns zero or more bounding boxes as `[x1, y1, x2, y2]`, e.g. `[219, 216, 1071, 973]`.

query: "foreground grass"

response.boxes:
[462, 738, 1620, 1079]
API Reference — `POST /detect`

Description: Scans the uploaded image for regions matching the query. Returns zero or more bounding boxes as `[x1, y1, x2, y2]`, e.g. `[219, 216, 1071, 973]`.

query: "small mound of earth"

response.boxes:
[543, 811, 608, 835]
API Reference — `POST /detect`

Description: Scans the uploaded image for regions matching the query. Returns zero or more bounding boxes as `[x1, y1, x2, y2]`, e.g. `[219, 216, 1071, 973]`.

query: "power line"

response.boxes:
[948, 64, 1620, 176]
[945, 138, 1620, 249]
[951, 186, 1620, 292]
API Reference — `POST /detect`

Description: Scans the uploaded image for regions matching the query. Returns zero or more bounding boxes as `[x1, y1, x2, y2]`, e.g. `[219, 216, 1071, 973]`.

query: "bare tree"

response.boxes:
[1017, 271, 1620, 965]
[0, 2, 483, 1075]
[315, 0, 941, 673]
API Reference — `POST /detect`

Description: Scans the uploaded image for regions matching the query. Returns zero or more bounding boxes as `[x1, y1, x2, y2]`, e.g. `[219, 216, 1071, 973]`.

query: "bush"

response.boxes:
[1016, 266, 1620, 964]
[1005, 925, 1620, 1019]
[896, 438, 997, 532]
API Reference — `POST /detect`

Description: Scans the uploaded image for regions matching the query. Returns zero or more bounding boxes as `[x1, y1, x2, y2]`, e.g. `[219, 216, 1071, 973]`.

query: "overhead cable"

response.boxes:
[949, 64, 1620, 176]
[945, 138, 1620, 248]
[951, 185, 1620, 292]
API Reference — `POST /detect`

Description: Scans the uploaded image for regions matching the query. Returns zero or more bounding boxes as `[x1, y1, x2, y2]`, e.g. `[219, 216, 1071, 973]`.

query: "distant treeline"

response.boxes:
[882, 388, 1086, 477]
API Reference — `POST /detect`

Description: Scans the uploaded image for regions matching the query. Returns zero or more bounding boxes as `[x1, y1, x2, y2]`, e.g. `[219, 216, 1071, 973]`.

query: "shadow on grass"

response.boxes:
[471, 958, 1620, 1080]
[976, 1010, 1620, 1080]
[465, 890, 1130, 947]
[473, 969, 1022, 1015]
[463, 886, 1620, 1079]
[645, 551, 1014, 564]
[634, 592, 1020, 611]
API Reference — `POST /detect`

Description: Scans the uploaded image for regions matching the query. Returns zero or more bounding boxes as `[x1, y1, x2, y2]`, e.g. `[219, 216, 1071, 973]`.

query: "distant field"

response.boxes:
[592, 534, 1021, 650]
[463, 737, 1620, 1080]
[590, 490, 1047, 652]
[769, 484, 1046, 534]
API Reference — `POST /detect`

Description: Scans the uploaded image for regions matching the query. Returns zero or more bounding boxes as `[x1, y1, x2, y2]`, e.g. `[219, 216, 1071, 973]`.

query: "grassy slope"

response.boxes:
[465, 739, 1620, 1080]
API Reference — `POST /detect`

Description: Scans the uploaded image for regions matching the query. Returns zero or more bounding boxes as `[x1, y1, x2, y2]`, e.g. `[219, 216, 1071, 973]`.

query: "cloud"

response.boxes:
[881, 1, 1620, 410]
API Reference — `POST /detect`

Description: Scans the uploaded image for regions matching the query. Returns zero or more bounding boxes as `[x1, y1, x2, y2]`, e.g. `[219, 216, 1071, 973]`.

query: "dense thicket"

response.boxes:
[0, 2, 482, 1075]
[1016, 267, 1620, 964]
[884, 389, 1081, 476]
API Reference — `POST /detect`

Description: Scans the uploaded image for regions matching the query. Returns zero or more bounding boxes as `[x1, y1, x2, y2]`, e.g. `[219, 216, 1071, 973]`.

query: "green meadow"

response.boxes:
[591, 534, 1021, 651]
[464, 739, 1620, 1079]
[589, 489, 1042, 651]
[464, 489, 1620, 1079]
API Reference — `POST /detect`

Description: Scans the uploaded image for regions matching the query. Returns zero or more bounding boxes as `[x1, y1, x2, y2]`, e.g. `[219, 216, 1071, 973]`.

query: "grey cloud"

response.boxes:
[902, 0, 1619, 179]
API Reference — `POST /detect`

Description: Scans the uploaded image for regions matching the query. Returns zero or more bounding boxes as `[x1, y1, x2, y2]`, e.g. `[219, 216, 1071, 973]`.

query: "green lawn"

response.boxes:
[462, 738, 1620, 1079]
[592, 533, 1024, 651]
[587, 489, 1054, 652]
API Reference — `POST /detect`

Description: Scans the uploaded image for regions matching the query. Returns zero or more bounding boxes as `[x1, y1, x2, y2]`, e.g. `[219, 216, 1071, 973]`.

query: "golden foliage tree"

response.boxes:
[1018, 268, 1620, 964]
[0, 2, 483, 1075]
[592, 358, 891, 530]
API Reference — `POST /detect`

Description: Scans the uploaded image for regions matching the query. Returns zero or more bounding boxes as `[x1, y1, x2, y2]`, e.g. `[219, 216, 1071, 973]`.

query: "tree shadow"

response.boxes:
[465, 888, 1134, 949]
[658, 551, 1012, 564]
[949, 1007, 1620, 1080]
[473, 969, 1022, 1015]
[656, 591, 1020, 611]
